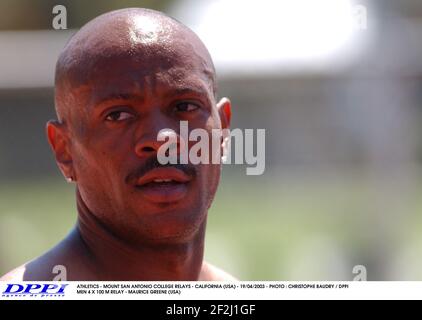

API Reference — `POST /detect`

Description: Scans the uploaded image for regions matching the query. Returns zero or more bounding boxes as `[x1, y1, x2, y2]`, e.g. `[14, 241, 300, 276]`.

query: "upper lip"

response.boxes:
[135, 167, 191, 186]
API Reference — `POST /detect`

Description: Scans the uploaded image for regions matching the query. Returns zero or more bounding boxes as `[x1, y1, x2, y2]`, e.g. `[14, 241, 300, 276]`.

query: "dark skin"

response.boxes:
[1, 8, 234, 281]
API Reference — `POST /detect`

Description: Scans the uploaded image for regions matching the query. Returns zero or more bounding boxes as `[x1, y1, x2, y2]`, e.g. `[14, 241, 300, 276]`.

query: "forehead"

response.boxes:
[69, 41, 214, 104]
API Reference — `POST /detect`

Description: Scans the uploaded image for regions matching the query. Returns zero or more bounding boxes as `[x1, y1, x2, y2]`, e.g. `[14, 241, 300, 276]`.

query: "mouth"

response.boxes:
[134, 167, 192, 203]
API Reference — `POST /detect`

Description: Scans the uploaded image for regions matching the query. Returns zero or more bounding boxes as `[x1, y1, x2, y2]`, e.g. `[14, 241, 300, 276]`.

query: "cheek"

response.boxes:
[199, 163, 221, 209]
[76, 123, 134, 163]
[72, 140, 130, 217]
[72, 132, 129, 189]
[196, 115, 223, 182]
[204, 116, 223, 206]
[208, 115, 224, 164]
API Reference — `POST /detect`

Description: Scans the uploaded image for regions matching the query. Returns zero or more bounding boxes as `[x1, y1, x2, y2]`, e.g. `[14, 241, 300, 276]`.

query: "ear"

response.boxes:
[216, 98, 232, 162]
[217, 97, 231, 130]
[46, 120, 75, 182]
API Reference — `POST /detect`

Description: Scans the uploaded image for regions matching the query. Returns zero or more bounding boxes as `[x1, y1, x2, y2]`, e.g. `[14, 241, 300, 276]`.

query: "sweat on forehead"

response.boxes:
[54, 8, 216, 119]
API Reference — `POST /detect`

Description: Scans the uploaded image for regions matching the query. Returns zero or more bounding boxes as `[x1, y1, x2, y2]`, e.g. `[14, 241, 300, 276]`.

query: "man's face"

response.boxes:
[55, 39, 230, 245]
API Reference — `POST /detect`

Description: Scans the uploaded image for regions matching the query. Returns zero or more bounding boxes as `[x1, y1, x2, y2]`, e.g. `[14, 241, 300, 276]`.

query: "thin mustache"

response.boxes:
[126, 157, 197, 185]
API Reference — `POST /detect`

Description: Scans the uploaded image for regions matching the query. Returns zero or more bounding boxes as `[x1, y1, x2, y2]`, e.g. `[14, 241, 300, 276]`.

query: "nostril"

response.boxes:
[142, 146, 155, 153]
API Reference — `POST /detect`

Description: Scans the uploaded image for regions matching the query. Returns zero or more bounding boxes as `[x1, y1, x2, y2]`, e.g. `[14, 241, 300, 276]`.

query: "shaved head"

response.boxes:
[54, 8, 216, 122]
[46, 7, 231, 250]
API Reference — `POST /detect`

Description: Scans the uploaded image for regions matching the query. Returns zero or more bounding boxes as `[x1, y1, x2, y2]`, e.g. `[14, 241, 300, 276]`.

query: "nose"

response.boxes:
[134, 117, 186, 158]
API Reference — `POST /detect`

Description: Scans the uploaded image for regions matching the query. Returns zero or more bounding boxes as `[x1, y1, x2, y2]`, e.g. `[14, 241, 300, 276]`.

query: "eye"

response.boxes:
[105, 111, 134, 122]
[175, 102, 199, 112]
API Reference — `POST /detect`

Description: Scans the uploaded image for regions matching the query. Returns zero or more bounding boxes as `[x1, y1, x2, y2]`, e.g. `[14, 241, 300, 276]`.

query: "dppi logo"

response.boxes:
[2, 284, 68, 297]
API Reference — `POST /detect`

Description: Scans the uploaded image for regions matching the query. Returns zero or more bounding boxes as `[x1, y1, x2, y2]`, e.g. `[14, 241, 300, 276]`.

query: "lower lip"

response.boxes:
[135, 181, 189, 203]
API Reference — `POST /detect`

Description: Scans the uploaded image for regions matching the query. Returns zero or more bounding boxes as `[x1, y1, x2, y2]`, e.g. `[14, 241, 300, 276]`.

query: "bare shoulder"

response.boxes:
[0, 247, 69, 281]
[0, 265, 26, 281]
[0, 228, 93, 281]
[199, 262, 238, 281]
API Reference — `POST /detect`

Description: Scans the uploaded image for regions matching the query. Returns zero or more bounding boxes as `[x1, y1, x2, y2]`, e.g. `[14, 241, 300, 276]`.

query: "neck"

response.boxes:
[74, 188, 206, 281]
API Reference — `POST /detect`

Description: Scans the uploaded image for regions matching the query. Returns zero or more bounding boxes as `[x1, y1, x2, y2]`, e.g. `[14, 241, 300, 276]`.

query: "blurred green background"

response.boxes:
[2, 0, 422, 280]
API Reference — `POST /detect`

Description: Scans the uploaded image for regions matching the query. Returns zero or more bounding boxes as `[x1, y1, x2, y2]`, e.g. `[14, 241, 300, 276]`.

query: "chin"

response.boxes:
[132, 205, 207, 244]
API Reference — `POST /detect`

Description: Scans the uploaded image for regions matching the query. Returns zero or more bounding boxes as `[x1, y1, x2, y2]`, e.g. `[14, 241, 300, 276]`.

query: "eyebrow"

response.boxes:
[93, 93, 144, 108]
[93, 86, 211, 109]
[165, 86, 210, 100]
